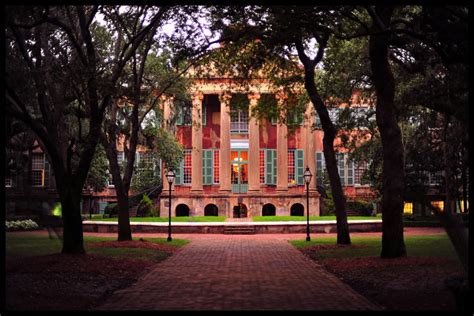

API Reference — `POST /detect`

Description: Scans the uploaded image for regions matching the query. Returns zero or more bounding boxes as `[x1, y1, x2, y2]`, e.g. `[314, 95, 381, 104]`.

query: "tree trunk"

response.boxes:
[117, 193, 132, 241]
[303, 69, 351, 245]
[60, 188, 85, 254]
[369, 6, 407, 258]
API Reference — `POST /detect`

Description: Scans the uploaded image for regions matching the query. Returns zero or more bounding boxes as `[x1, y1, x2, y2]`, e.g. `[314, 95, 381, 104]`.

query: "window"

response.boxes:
[315, 113, 322, 129]
[259, 150, 265, 184]
[286, 109, 303, 126]
[203, 149, 219, 185]
[403, 202, 413, 214]
[316, 152, 354, 186]
[288, 150, 295, 185]
[288, 149, 305, 186]
[31, 153, 45, 186]
[431, 201, 444, 212]
[176, 101, 192, 126]
[213, 150, 219, 184]
[135, 152, 158, 183]
[316, 152, 326, 185]
[5, 176, 12, 187]
[176, 149, 192, 185]
[354, 161, 368, 185]
[428, 171, 443, 186]
[230, 108, 249, 133]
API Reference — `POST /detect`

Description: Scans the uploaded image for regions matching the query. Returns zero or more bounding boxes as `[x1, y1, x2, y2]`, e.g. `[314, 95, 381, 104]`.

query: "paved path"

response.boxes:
[97, 235, 381, 311]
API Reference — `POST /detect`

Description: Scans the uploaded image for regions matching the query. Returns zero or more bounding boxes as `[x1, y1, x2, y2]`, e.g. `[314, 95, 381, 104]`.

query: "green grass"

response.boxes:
[91, 216, 226, 222]
[289, 234, 459, 260]
[6, 232, 189, 258]
[253, 215, 382, 221]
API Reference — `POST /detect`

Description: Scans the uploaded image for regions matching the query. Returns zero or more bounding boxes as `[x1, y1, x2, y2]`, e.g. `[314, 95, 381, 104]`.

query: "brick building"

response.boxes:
[157, 71, 375, 218]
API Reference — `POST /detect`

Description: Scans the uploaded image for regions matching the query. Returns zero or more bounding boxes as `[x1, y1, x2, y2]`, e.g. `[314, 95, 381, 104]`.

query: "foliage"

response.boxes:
[152, 128, 184, 172]
[139, 194, 159, 217]
[84, 144, 109, 192]
[6, 219, 39, 231]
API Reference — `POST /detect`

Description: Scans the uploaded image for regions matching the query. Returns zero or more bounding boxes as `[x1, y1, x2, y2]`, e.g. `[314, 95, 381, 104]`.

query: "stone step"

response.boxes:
[223, 226, 256, 235]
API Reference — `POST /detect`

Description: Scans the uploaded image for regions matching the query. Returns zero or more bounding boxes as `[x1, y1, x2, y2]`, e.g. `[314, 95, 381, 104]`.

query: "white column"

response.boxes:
[304, 103, 317, 192]
[219, 92, 232, 192]
[276, 93, 288, 192]
[248, 93, 260, 192]
[161, 95, 174, 192]
[191, 92, 204, 192]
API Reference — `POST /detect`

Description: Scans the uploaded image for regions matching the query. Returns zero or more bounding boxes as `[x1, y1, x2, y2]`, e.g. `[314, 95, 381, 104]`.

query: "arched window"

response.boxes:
[176, 204, 190, 217]
[290, 203, 304, 216]
[262, 203, 276, 216]
[204, 204, 219, 216]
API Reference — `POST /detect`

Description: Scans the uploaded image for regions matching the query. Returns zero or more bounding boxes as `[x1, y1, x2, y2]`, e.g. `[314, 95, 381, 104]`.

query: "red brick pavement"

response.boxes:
[96, 234, 382, 311]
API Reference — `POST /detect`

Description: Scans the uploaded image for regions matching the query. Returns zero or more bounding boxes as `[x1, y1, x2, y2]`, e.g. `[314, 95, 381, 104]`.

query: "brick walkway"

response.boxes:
[97, 235, 381, 311]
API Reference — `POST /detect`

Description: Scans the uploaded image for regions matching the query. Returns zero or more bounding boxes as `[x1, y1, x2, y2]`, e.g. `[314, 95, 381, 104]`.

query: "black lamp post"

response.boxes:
[303, 166, 313, 242]
[166, 169, 175, 242]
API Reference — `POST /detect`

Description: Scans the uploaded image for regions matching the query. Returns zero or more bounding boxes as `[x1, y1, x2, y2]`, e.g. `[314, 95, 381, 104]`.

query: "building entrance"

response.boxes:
[233, 203, 248, 218]
[231, 150, 248, 193]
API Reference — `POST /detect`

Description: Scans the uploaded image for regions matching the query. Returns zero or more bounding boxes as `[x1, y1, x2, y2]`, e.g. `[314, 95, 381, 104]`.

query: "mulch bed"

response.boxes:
[87, 239, 179, 253]
[300, 247, 466, 311]
[5, 241, 176, 311]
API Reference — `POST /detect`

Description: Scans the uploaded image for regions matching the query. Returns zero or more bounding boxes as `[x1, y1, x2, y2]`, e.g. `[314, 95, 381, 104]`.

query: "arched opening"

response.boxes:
[176, 204, 190, 217]
[204, 204, 219, 216]
[233, 203, 248, 218]
[290, 203, 304, 216]
[262, 203, 276, 216]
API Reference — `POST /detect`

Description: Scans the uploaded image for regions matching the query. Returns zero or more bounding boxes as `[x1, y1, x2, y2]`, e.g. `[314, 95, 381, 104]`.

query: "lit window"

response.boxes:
[5, 177, 12, 187]
[31, 153, 44, 186]
[259, 150, 265, 184]
[288, 150, 296, 185]
[431, 201, 444, 212]
[183, 149, 192, 184]
[213, 150, 219, 184]
[403, 202, 413, 214]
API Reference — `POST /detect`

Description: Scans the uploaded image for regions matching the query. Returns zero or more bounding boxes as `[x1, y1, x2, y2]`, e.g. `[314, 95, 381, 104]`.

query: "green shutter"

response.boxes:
[296, 149, 304, 185]
[202, 101, 206, 126]
[265, 149, 277, 185]
[202, 150, 213, 185]
[175, 159, 183, 185]
[316, 152, 323, 185]
[272, 149, 277, 185]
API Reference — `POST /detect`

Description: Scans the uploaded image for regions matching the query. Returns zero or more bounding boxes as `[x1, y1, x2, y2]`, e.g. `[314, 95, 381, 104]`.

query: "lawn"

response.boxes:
[253, 215, 382, 222]
[5, 232, 190, 311]
[290, 233, 465, 311]
[89, 216, 227, 222]
[6, 232, 189, 258]
[290, 234, 459, 260]
[87, 215, 382, 222]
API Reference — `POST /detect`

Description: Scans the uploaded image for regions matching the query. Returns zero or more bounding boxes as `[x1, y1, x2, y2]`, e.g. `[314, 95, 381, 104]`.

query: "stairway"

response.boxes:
[223, 225, 256, 235]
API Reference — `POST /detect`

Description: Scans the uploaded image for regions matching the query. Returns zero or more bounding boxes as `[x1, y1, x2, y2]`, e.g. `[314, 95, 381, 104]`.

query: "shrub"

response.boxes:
[346, 200, 374, 216]
[6, 219, 40, 231]
[140, 194, 158, 217]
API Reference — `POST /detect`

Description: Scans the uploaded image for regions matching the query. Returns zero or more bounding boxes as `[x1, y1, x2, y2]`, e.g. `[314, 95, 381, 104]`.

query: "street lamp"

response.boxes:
[303, 166, 313, 242]
[166, 169, 175, 242]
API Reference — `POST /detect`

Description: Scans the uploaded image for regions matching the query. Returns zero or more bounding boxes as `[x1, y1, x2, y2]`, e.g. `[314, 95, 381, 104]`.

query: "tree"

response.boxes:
[5, 5, 169, 253]
[206, 6, 353, 244]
